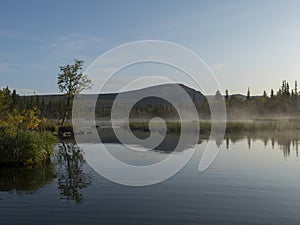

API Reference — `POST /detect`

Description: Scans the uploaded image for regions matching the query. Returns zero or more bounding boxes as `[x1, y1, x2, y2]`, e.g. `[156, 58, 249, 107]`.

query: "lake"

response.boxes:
[1, 132, 300, 225]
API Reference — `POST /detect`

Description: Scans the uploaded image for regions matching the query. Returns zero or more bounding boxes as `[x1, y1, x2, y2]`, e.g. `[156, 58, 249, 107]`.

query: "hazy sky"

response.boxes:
[1, 0, 300, 95]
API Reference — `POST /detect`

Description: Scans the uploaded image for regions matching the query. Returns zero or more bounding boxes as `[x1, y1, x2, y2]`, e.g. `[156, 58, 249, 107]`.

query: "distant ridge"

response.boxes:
[22, 83, 264, 105]
[24, 83, 207, 105]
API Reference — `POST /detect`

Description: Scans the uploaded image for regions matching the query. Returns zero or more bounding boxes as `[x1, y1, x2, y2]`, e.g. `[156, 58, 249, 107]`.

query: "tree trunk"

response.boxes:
[61, 95, 71, 126]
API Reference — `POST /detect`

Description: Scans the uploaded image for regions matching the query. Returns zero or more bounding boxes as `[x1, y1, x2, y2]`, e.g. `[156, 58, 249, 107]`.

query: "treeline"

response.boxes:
[3, 90, 68, 120]
[128, 80, 300, 120]
[4, 80, 300, 121]
[101, 80, 300, 120]
[225, 80, 300, 119]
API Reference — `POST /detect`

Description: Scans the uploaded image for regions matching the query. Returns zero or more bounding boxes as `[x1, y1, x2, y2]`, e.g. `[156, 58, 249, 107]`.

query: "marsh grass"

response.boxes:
[225, 121, 300, 133]
[128, 120, 300, 134]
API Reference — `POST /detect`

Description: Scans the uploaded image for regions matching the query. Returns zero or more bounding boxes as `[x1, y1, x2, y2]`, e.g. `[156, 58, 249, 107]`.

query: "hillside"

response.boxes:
[23, 83, 206, 107]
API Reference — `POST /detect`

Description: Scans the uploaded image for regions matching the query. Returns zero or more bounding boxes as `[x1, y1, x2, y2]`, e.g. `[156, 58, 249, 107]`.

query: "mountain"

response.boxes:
[97, 83, 206, 107]
[24, 84, 265, 109]
[24, 83, 206, 106]
[229, 94, 261, 100]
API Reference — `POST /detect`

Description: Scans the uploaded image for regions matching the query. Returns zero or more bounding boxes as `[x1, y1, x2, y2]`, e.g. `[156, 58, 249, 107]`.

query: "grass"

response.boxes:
[225, 120, 300, 133]
[127, 120, 300, 134]
[0, 129, 56, 167]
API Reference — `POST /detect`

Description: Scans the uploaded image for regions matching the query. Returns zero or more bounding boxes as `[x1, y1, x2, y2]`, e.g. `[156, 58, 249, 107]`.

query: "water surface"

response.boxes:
[1, 133, 300, 225]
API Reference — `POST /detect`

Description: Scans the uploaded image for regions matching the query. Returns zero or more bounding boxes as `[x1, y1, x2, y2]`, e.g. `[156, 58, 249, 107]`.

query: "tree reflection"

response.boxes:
[0, 163, 56, 194]
[225, 132, 300, 159]
[56, 141, 92, 204]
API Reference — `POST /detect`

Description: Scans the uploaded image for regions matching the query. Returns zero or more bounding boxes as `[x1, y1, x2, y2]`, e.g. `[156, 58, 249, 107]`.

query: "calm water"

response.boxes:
[1, 133, 300, 225]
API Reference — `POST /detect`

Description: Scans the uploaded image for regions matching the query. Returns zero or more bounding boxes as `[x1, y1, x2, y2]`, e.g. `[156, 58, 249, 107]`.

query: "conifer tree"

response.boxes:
[246, 87, 251, 101]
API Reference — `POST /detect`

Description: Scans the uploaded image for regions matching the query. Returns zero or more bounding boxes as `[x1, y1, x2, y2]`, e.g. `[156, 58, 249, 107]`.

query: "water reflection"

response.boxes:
[0, 142, 92, 202]
[98, 127, 203, 153]
[225, 132, 300, 159]
[98, 127, 300, 160]
[0, 132, 299, 200]
[0, 163, 56, 194]
[56, 142, 92, 203]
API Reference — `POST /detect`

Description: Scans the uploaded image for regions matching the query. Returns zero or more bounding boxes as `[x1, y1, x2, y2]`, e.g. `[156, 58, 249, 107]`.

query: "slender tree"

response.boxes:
[225, 89, 229, 100]
[246, 87, 251, 101]
[270, 89, 274, 98]
[57, 59, 92, 125]
[263, 90, 267, 98]
[0, 87, 12, 117]
[10, 89, 17, 111]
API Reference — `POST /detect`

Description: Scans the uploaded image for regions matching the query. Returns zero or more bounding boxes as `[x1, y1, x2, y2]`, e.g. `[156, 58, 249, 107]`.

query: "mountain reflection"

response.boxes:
[0, 132, 299, 199]
[98, 127, 300, 159]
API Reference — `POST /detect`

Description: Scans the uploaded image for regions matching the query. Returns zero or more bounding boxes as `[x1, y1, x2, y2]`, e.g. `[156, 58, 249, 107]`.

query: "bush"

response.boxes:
[39, 119, 58, 133]
[0, 129, 56, 167]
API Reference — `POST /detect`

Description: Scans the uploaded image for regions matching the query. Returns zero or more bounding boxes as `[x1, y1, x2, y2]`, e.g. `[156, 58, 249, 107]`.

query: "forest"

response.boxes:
[5, 80, 299, 121]
[1, 74, 300, 167]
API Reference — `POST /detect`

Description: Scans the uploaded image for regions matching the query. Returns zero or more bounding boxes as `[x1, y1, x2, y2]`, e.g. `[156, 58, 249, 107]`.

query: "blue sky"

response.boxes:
[1, 0, 300, 95]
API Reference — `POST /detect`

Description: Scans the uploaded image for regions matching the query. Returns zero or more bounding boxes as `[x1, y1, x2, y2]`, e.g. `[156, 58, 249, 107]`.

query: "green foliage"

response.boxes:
[225, 80, 300, 119]
[57, 59, 92, 96]
[57, 59, 92, 125]
[0, 87, 57, 167]
[0, 87, 12, 116]
[15, 80, 300, 122]
[39, 119, 58, 133]
[0, 129, 56, 166]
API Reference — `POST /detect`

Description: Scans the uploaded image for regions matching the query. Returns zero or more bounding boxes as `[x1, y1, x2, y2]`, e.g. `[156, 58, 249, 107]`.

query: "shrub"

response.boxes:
[0, 129, 56, 167]
[39, 119, 58, 133]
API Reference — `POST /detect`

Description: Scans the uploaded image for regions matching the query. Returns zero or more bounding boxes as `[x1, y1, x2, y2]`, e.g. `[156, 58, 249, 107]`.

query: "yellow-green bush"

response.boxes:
[0, 128, 56, 167]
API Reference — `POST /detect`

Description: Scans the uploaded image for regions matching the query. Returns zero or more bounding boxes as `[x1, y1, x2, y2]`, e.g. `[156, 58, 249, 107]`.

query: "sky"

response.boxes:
[1, 0, 300, 95]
